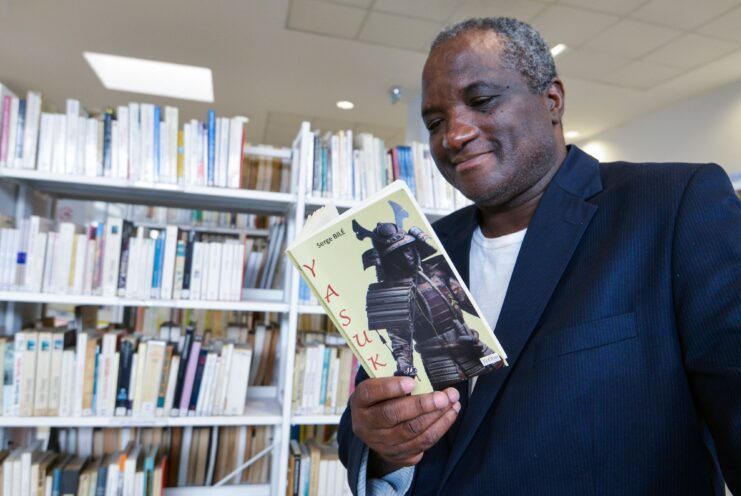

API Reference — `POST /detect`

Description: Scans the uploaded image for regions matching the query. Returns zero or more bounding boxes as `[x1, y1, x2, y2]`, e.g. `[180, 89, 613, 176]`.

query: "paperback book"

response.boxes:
[286, 181, 507, 394]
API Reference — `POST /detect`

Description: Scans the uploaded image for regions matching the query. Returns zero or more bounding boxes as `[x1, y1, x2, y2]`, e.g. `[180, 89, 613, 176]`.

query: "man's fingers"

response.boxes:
[381, 405, 460, 464]
[370, 388, 459, 428]
[351, 376, 416, 408]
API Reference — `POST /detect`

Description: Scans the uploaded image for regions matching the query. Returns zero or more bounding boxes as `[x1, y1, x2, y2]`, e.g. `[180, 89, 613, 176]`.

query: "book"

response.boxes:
[287, 181, 507, 393]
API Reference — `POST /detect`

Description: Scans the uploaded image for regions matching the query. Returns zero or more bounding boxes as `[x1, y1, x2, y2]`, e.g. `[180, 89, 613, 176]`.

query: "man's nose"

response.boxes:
[442, 115, 478, 151]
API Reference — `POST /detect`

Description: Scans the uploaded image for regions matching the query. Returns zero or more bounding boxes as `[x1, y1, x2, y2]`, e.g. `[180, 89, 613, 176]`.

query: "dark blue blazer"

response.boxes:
[338, 146, 741, 495]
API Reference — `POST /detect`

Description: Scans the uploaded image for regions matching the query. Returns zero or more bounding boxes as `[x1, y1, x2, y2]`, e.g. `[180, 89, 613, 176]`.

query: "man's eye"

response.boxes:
[471, 96, 495, 107]
[426, 120, 440, 132]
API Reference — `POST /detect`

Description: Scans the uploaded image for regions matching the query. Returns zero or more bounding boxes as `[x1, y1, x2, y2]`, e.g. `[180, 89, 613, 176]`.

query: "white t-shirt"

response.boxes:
[468, 226, 527, 394]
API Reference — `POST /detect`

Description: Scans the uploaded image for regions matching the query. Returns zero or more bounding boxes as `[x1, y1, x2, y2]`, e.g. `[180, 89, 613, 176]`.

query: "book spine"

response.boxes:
[102, 108, 113, 176]
[207, 110, 215, 186]
[180, 231, 197, 299]
[154, 105, 161, 181]
[171, 327, 193, 415]
[14, 98, 26, 166]
[115, 340, 134, 414]
[187, 349, 208, 415]
[178, 339, 201, 415]
[0, 95, 10, 164]
[116, 221, 135, 296]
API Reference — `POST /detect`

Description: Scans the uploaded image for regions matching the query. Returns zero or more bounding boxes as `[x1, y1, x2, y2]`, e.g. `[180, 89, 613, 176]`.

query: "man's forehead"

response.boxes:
[423, 30, 507, 83]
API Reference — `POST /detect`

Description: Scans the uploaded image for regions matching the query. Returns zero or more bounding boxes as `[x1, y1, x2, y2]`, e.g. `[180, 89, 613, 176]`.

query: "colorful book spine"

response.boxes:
[153, 105, 161, 181]
[15, 99, 26, 164]
[0, 95, 11, 163]
[207, 110, 215, 186]
[102, 108, 113, 175]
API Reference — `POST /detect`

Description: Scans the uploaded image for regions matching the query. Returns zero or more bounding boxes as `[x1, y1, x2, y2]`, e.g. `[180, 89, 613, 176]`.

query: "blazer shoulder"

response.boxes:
[431, 204, 477, 237]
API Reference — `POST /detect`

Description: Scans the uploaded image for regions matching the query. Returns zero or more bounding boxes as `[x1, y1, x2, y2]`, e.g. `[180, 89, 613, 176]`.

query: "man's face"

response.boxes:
[422, 30, 563, 207]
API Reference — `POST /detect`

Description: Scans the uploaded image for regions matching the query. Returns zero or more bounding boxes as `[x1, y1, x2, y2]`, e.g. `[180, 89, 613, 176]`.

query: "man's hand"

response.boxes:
[350, 376, 461, 478]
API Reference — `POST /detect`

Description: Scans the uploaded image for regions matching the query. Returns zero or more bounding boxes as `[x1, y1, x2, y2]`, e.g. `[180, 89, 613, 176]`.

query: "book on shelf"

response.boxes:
[0, 320, 256, 418]
[287, 181, 507, 394]
[0, 425, 271, 493]
[297, 123, 469, 210]
[286, 439, 351, 496]
[0, 212, 287, 298]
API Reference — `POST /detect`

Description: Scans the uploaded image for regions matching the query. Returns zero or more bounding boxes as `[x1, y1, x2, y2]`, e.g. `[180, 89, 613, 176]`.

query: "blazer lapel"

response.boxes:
[437, 147, 603, 492]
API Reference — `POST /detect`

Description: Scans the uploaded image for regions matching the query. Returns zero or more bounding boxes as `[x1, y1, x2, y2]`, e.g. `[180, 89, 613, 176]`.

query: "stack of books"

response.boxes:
[0, 425, 271, 493]
[0, 323, 254, 418]
[303, 127, 469, 210]
[0, 215, 286, 297]
[287, 440, 350, 496]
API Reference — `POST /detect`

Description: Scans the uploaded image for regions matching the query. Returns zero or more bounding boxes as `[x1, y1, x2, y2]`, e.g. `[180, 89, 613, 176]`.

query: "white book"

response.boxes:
[161, 354, 180, 416]
[26, 217, 51, 292]
[218, 242, 233, 301]
[35, 113, 54, 171]
[177, 427, 193, 487]
[138, 237, 153, 299]
[140, 103, 155, 182]
[159, 225, 178, 299]
[165, 106, 178, 183]
[52, 222, 76, 293]
[130, 341, 147, 415]
[102, 217, 123, 296]
[128, 102, 140, 181]
[5, 97, 19, 169]
[11, 332, 24, 416]
[123, 445, 140, 496]
[127, 352, 138, 416]
[5, 227, 18, 291]
[72, 331, 88, 417]
[47, 331, 65, 416]
[117, 105, 129, 179]
[65, 99, 82, 174]
[75, 116, 87, 175]
[41, 232, 56, 293]
[224, 347, 252, 415]
[218, 117, 230, 187]
[227, 117, 245, 188]
[214, 118, 223, 187]
[214, 343, 233, 415]
[84, 117, 98, 177]
[205, 242, 222, 301]
[71, 232, 87, 294]
[189, 241, 205, 301]
[159, 120, 167, 182]
[124, 231, 142, 298]
[19, 331, 38, 417]
[82, 237, 96, 294]
[140, 340, 165, 416]
[0, 84, 17, 166]
[33, 330, 52, 415]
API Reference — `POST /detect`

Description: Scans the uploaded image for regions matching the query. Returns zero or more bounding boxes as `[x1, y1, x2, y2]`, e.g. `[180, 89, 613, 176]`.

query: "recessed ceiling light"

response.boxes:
[336, 100, 354, 110]
[565, 130, 580, 139]
[84, 52, 214, 102]
[550, 44, 567, 57]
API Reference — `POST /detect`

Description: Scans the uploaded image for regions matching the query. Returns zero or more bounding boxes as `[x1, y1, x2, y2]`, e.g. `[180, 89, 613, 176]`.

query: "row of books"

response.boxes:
[298, 278, 319, 306]
[126, 205, 281, 232]
[0, 215, 286, 297]
[1, 323, 254, 418]
[292, 331, 357, 416]
[0, 84, 268, 192]
[302, 127, 469, 210]
[0, 425, 271, 494]
[287, 440, 350, 496]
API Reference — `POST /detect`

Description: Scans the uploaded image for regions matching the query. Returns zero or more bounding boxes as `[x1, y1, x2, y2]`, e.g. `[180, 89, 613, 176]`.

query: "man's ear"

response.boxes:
[545, 78, 565, 123]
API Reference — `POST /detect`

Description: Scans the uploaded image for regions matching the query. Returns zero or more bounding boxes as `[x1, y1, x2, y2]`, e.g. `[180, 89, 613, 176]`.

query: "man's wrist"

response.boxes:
[367, 449, 404, 479]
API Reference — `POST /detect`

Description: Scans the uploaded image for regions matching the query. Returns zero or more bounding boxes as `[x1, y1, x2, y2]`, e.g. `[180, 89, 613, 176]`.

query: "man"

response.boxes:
[351, 201, 502, 387]
[338, 17, 741, 496]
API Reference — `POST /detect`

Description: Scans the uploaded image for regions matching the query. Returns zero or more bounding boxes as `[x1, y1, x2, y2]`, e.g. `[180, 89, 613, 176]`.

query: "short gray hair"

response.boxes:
[430, 17, 557, 94]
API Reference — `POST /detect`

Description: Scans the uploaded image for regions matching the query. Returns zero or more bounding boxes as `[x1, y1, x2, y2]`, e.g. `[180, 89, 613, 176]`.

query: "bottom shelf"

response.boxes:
[165, 484, 270, 496]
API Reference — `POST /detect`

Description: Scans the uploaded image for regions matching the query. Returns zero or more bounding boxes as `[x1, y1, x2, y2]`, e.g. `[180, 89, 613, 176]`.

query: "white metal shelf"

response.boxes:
[165, 485, 270, 496]
[290, 414, 341, 425]
[0, 168, 297, 215]
[297, 304, 324, 314]
[0, 290, 288, 312]
[0, 399, 283, 427]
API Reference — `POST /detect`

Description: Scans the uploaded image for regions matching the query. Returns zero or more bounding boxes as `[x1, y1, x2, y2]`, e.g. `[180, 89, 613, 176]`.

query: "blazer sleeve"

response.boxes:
[339, 366, 371, 494]
[672, 163, 741, 492]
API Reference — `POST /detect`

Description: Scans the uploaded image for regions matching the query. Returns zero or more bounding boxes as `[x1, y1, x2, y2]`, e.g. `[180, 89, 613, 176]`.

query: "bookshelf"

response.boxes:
[0, 104, 460, 494]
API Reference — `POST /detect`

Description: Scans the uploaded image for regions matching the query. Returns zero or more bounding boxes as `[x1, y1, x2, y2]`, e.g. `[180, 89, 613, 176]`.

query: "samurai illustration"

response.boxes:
[352, 201, 503, 390]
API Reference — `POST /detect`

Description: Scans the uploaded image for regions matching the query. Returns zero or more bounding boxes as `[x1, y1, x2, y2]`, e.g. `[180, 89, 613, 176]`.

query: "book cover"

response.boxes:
[287, 181, 507, 394]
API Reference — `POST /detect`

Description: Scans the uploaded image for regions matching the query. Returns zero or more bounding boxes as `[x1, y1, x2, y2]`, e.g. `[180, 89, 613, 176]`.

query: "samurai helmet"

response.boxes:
[352, 200, 436, 259]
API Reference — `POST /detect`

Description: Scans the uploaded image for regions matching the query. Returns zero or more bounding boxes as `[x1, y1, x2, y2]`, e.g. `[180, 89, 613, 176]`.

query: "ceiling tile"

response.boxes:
[584, 19, 681, 58]
[555, 47, 630, 81]
[530, 4, 620, 47]
[698, 5, 741, 43]
[320, 0, 374, 7]
[630, 0, 740, 29]
[287, 0, 367, 40]
[373, 0, 463, 22]
[358, 12, 443, 52]
[558, 0, 647, 16]
[643, 33, 739, 69]
[446, 0, 548, 23]
[594, 61, 684, 90]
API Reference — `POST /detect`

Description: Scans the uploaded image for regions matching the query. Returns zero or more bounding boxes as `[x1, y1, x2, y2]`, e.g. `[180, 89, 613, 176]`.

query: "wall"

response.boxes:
[579, 79, 741, 184]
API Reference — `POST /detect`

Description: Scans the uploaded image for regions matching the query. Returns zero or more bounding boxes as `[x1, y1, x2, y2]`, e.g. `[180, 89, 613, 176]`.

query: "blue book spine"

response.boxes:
[15, 99, 26, 161]
[319, 347, 330, 407]
[91, 344, 100, 414]
[188, 349, 208, 412]
[51, 465, 63, 496]
[207, 110, 215, 186]
[151, 234, 164, 297]
[153, 105, 161, 181]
